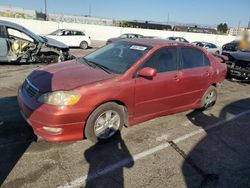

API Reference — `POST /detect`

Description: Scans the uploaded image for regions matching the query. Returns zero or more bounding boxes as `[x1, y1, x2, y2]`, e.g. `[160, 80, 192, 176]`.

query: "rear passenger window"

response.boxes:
[181, 47, 208, 69]
[142, 47, 178, 73]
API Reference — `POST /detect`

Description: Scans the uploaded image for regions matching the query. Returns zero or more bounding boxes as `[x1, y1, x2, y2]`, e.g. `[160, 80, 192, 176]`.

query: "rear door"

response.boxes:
[178, 47, 212, 106]
[70, 31, 85, 47]
[134, 47, 181, 117]
[51, 30, 70, 46]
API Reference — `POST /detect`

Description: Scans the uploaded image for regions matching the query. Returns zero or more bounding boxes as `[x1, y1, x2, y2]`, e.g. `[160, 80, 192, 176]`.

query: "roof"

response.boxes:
[120, 33, 144, 36]
[0, 19, 26, 30]
[192, 41, 214, 45]
[122, 38, 191, 47]
[57, 29, 85, 33]
[0, 19, 42, 42]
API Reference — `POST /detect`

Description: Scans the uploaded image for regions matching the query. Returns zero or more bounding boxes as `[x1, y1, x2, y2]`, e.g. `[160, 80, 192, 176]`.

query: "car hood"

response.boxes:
[43, 36, 69, 49]
[230, 51, 250, 62]
[27, 59, 117, 93]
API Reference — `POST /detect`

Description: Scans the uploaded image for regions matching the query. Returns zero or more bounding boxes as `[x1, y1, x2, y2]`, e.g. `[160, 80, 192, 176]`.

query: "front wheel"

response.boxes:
[200, 86, 217, 111]
[85, 102, 125, 143]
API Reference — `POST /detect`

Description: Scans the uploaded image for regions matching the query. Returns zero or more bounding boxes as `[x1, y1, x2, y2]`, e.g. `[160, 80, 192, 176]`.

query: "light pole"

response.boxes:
[89, 3, 92, 17]
[44, 0, 47, 20]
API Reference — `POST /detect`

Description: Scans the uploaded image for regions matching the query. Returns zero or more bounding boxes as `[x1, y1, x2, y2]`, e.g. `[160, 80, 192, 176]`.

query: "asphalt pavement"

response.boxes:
[0, 41, 250, 188]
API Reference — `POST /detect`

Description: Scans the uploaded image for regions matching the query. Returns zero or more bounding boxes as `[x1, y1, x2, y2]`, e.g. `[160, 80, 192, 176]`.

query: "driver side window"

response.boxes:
[142, 47, 178, 73]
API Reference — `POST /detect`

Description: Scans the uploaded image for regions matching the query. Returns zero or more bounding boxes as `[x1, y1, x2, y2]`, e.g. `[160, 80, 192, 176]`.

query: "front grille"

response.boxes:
[23, 79, 39, 98]
[234, 60, 250, 71]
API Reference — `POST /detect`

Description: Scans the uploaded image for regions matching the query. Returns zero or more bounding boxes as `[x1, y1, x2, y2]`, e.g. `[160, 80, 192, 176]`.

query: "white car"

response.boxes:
[47, 29, 91, 49]
[192, 41, 222, 54]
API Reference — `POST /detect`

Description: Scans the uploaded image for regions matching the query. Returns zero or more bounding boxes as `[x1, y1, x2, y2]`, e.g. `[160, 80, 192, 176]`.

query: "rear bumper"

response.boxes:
[18, 88, 88, 142]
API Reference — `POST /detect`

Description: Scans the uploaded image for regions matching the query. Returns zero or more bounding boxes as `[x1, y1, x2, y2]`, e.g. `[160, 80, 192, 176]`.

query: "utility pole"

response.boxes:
[89, 3, 92, 17]
[44, 0, 47, 20]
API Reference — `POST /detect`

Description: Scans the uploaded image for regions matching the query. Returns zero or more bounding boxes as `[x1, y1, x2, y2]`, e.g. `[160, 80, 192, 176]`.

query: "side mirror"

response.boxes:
[138, 67, 157, 78]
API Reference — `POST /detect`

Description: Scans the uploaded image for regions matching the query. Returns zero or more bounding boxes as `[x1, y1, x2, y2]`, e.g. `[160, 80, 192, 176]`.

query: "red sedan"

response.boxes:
[18, 39, 227, 143]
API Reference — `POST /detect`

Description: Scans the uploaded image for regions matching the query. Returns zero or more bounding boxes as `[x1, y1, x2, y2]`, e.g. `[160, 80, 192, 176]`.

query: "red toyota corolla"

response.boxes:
[18, 39, 227, 143]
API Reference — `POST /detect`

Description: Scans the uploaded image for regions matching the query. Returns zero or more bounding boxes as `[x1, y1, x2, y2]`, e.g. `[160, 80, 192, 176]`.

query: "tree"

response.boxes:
[119, 21, 130, 28]
[217, 23, 228, 34]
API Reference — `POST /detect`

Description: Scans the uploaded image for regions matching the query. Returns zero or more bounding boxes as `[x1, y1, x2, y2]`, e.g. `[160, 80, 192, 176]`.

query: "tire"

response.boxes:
[226, 73, 232, 80]
[200, 86, 217, 111]
[80, 41, 88, 49]
[85, 102, 125, 143]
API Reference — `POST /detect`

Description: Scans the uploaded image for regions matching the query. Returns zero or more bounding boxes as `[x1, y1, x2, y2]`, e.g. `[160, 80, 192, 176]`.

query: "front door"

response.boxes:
[134, 47, 181, 118]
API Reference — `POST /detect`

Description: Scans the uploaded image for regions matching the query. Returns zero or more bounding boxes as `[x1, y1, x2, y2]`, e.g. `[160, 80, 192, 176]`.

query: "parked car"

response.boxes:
[18, 39, 227, 143]
[222, 49, 250, 80]
[166, 37, 189, 43]
[222, 40, 240, 52]
[0, 20, 72, 64]
[192, 41, 222, 54]
[47, 29, 91, 49]
[106, 33, 144, 44]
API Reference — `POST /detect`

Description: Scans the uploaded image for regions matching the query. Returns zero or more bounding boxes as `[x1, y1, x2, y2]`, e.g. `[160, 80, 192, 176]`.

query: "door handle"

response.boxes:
[173, 74, 180, 82]
[205, 71, 210, 77]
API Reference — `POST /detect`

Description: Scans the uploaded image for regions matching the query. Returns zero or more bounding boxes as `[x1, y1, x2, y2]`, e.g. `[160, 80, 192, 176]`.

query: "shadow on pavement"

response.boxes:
[0, 96, 36, 186]
[84, 131, 134, 188]
[182, 98, 250, 187]
[0, 69, 54, 186]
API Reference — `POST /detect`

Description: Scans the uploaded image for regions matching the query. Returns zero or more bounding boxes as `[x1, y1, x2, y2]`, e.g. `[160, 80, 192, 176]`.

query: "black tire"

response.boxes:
[85, 102, 125, 143]
[226, 73, 232, 80]
[80, 41, 88, 49]
[200, 86, 217, 111]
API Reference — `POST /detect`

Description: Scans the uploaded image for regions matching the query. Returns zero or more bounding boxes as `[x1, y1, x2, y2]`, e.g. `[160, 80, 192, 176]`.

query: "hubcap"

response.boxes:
[94, 110, 120, 139]
[204, 90, 216, 108]
[81, 42, 87, 49]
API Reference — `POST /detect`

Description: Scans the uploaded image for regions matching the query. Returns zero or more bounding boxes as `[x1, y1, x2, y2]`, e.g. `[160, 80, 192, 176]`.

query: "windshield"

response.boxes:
[119, 34, 127, 39]
[84, 42, 152, 74]
[21, 26, 44, 43]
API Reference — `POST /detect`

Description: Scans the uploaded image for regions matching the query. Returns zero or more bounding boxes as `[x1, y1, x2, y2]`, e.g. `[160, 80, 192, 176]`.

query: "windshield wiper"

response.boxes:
[81, 58, 112, 74]
[81, 57, 95, 67]
[88, 60, 112, 74]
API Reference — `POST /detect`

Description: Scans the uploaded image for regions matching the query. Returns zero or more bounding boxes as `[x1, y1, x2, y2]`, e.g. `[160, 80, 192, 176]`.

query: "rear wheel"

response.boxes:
[85, 102, 125, 143]
[200, 86, 217, 111]
[80, 41, 88, 49]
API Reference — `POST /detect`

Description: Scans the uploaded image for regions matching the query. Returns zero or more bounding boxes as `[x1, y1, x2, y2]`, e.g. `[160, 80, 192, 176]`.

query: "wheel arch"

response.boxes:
[83, 99, 129, 139]
[79, 40, 88, 48]
[211, 83, 217, 87]
[86, 99, 129, 127]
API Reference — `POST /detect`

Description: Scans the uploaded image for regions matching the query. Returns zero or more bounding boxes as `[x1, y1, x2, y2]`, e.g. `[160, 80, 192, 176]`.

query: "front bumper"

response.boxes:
[18, 87, 88, 142]
[227, 66, 250, 80]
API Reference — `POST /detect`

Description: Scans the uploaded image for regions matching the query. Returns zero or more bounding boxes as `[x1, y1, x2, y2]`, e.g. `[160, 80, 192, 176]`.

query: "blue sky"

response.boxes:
[0, 0, 250, 27]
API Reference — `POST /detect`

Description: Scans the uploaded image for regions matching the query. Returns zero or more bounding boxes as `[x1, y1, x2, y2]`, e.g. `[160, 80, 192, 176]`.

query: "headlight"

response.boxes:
[38, 91, 80, 106]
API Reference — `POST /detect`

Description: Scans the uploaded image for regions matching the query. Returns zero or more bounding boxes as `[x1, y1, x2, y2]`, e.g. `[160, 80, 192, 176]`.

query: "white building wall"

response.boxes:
[0, 17, 236, 47]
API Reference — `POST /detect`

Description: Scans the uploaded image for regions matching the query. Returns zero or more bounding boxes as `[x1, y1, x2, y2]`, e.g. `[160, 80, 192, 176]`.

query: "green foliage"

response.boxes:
[119, 21, 130, 28]
[217, 23, 228, 34]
